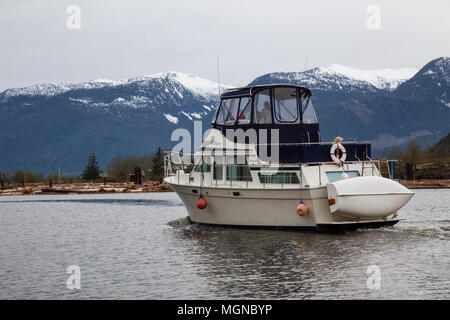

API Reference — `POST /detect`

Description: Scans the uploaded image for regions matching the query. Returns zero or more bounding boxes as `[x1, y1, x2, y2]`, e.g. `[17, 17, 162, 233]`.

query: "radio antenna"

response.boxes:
[217, 56, 221, 97]
[303, 57, 309, 71]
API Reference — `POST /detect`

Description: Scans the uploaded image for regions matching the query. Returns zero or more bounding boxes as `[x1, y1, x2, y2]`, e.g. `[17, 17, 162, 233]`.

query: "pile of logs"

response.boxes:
[0, 181, 172, 196]
[400, 179, 450, 189]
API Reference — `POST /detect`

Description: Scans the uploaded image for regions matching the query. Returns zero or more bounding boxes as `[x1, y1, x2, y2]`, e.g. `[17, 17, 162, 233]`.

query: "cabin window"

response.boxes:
[215, 100, 226, 124]
[237, 97, 251, 124]
[211, 107, 219, 124]
[222, 98, 240, 124]
[326, 171, 360, 182]
[273, 88, 299, 123]
[226, 156, 252, 181]
[194, 157, 211, 173]
[301, 96, 318, 124]
[254, 89, 272, 124]
[258, 172, 299, 184]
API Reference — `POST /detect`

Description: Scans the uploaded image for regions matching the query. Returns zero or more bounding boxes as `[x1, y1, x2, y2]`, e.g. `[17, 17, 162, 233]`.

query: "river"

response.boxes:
[0, 189, 448, 299]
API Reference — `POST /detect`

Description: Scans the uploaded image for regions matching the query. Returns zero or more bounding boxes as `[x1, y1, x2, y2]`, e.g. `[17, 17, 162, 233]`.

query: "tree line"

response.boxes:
[104, 147, 165, 182]
[384, 134, 449, 179]
[2, 135, 448, 186]
[0, 147, 166, 185]
[77, 147, 165, 182]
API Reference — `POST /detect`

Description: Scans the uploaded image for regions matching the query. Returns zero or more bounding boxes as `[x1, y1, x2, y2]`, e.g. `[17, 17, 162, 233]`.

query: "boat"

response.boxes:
[164, 84, 414, 232]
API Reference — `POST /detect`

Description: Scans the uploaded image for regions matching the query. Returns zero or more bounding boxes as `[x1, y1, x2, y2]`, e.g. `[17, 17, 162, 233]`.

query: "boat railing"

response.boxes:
[250, 141, 372, 146]
[164, 151, 195, 177]
[164, 151, 399, 188]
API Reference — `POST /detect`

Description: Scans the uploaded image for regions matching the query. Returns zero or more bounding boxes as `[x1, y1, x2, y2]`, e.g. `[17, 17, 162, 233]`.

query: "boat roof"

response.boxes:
[221, 84, 312, 99]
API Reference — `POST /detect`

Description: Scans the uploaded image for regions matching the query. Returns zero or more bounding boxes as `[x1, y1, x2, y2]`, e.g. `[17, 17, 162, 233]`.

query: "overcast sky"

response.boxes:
[0, 0, 449, 91]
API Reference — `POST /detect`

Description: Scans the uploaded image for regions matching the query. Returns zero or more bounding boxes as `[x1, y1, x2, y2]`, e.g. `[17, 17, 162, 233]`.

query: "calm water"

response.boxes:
[0, 189, 449, 299]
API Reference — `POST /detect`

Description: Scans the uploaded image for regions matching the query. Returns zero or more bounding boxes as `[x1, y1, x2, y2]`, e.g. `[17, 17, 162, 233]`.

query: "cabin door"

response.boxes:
[212, 155, 225, 185]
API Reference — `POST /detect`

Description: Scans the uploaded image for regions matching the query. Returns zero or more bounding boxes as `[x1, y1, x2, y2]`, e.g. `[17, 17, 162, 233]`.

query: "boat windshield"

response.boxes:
[273, 87, 299, 123]
[213, 85, 317, 126]
[214, 98, 239, 124]
[254, 89, 272, 124]
[237, 97, 251, 124]
[214, 97, 249, 125]
[301, 96, 318, 124]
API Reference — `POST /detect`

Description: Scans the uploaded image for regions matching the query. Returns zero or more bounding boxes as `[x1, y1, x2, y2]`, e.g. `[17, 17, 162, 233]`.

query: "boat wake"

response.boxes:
[167, 216, 193, 228]
[355, 220, 450, 239]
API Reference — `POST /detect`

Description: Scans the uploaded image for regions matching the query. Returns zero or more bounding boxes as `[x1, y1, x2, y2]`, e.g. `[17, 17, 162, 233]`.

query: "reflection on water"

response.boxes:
[170, 221, 450, 299]
[0, 190, 449, 299]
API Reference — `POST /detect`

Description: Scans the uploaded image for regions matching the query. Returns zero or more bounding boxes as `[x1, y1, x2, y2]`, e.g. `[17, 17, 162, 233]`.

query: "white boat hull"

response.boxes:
[165, 179, 405, 232]
[168, 183, 320, 229]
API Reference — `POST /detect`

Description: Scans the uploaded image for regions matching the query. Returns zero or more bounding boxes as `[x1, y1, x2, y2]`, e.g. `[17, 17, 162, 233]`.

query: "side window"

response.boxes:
[258, 172, 299, 184]
[254, 89, 272, 124]
[326, 171, 359, 182]
[226, 156, 252, 181]
[301, 96, 318, 124]
[211, 103, 219, 124]
[237, 97, 251, 124]
[194, 157, 211, 172]
[215, 101, 226, 124]
[273, 88, 298, 123]
[223, 98, 239, 124]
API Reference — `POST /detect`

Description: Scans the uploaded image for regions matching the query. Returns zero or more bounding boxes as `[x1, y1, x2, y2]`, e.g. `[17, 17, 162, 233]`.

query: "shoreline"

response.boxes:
[1, 179, 449, 196]
[399, 179, 450, 189]
[0, 181, 173, 196]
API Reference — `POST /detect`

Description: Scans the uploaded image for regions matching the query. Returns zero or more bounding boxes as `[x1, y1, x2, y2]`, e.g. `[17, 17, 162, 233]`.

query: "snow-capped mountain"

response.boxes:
[0, 79, 125, 100]
[315, 64, 418, 90]
[250, 64, 418, 93]
[319, 57, 449, 149]
[1, 71, 223, 100]
[0, 71, 230, 174]
[0, 58, 448, 175]
[249, 58, 448, 149]
[396, 56, 449, 108]
[0, 71, 231, 125]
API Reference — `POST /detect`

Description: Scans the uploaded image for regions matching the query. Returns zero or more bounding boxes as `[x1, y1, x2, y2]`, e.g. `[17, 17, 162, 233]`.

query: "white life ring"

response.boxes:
[330, 143, 347, 165]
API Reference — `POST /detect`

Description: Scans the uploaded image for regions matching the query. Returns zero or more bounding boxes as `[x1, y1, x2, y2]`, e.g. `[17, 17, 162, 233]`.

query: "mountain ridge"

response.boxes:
[1, 63, 418, 100]
[0, 71, 227, 101]
[0, 58, 448, 175]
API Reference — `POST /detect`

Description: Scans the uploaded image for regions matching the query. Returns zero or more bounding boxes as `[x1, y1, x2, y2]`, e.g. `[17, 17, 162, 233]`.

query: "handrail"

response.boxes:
[200, 140, 371, 148]
[165, 151, 387, 175]
[165, 151, 385, 166]
[164, 152, 398, 190]
[245, 140, 372, 146]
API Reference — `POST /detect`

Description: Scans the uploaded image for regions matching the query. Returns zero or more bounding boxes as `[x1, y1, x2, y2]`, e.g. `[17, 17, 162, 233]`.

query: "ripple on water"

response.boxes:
[0, 190, 449, 299]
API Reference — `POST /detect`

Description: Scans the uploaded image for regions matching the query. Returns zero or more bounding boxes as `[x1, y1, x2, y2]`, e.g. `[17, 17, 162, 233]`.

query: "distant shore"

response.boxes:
[0, 181, 172, 196]
[1, 179, 449, 196]
[399, 179, 450, 189]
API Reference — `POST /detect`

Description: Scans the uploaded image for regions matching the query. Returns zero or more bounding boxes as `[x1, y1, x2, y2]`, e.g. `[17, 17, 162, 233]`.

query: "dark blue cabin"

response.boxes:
[210, 84, 370, 164]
